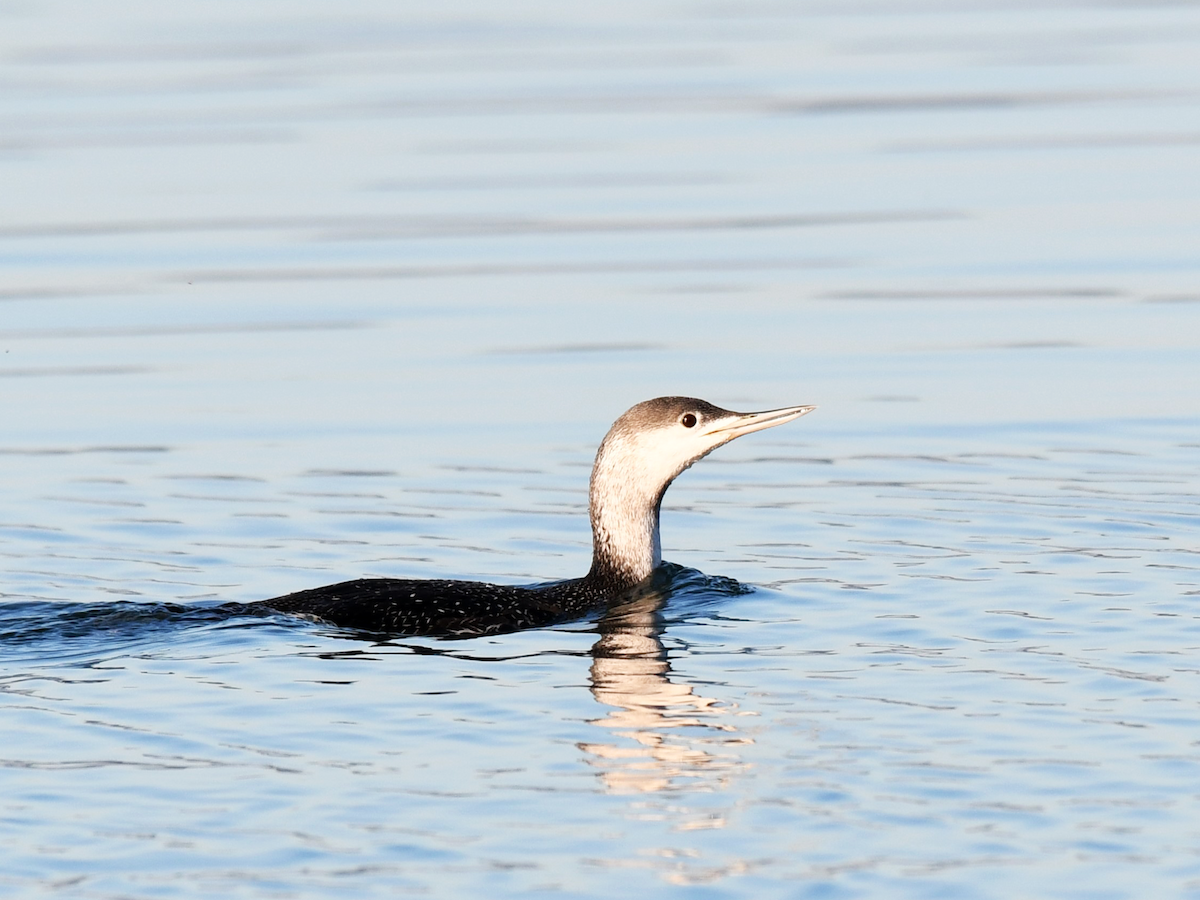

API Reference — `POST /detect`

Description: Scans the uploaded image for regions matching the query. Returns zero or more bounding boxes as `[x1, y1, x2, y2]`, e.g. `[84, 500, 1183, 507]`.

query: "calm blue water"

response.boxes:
[3, 1, 1200, 898]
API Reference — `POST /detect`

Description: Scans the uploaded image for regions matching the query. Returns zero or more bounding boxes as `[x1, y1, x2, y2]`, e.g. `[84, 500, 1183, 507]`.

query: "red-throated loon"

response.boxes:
[257, 397, 814, 636]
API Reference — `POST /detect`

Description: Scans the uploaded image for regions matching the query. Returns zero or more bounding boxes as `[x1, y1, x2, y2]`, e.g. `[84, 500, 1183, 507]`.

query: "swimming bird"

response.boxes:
[256, 397, 814, 637]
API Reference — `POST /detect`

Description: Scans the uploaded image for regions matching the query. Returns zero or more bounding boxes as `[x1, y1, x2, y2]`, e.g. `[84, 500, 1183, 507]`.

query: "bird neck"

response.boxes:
[586, 436, 666, 589]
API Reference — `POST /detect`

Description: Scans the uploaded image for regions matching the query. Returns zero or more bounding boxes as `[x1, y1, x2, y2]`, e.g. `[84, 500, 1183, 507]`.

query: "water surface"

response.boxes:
[2, 1, 1200, 898]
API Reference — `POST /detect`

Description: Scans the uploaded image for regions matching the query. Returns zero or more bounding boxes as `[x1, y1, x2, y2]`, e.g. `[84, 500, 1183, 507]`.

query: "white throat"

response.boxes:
[588, 424, 714, 585]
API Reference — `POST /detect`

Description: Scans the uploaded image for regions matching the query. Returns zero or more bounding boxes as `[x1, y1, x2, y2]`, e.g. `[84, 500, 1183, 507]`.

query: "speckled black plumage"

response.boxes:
[259, 576, 609, 637]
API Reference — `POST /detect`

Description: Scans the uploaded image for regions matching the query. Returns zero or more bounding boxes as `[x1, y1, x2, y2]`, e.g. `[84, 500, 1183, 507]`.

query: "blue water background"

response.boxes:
[2, 2, 1200, 897]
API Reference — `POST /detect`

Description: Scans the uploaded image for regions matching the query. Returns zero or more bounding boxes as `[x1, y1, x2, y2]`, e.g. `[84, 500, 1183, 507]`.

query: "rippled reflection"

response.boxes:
[581, 580, 750, 797]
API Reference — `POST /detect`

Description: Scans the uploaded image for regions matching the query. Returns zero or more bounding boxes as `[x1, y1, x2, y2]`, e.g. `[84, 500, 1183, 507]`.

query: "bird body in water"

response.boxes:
[257, 397, 814, 636]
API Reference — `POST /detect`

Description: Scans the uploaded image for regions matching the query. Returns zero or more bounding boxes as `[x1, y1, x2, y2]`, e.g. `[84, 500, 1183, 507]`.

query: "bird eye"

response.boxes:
[680, 413, 697, 428]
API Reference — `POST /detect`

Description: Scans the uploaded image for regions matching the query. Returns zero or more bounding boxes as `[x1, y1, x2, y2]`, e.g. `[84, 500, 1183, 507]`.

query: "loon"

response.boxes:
[257, 396, 814, 637]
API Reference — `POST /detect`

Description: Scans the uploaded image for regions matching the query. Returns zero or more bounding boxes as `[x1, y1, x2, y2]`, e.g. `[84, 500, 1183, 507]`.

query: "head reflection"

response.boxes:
[580, 580, 751, 796]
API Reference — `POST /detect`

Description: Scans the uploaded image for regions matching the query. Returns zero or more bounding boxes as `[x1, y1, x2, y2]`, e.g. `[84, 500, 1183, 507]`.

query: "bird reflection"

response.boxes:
[580, 581, 752, 797]
[293, 563, 754, 803]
